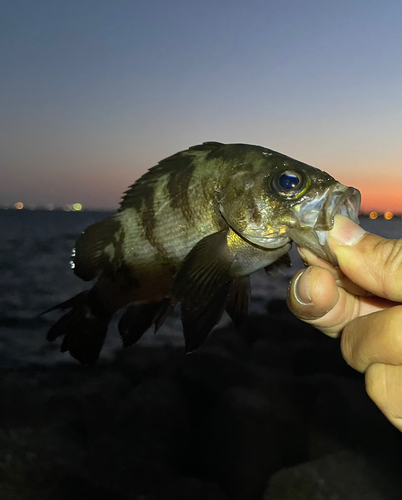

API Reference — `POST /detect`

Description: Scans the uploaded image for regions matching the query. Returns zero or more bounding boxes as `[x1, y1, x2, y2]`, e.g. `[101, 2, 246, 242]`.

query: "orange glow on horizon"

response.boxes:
[332, 169, 402, 214]
[361, 201, 401, 213]
[354, 188, 402, 214]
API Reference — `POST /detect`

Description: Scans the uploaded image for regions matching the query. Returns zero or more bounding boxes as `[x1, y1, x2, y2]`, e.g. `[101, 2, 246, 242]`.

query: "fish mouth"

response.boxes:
[315, 186, 361, 230]
[289, 185, 361, 266]
[314, 186, 361, 253]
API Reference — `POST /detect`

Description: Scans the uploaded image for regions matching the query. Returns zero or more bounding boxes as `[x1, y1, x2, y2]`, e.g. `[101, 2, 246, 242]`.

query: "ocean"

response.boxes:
[1, 209, 401, 368]
[2, 209, 402, 500]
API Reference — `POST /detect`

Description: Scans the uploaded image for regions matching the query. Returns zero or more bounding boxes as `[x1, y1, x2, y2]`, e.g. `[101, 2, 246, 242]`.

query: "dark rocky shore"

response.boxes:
[1, 300, 402, 500]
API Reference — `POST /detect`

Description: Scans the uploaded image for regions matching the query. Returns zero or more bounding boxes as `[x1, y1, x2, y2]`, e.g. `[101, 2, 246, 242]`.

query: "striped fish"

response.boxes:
[45, 142, 361, 363]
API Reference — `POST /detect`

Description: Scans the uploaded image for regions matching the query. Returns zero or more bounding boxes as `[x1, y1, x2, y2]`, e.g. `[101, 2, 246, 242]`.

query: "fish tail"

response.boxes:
[45, 289, 112, 364]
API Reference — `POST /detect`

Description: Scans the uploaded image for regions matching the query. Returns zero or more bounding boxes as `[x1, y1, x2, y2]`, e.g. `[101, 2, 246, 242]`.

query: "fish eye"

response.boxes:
[272, 170, 309, 199]
[278, 172, 301, 190]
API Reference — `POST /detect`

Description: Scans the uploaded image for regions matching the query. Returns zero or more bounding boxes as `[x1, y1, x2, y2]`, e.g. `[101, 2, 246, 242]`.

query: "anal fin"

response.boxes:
[118, 299, 172, 347]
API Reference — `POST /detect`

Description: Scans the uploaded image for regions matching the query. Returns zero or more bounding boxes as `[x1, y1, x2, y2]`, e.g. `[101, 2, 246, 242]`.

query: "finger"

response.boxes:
[329, 215, 402, 302]
[341, 305, 402, 372]
[297, 246, 369, 297]
[287, 266, 395, 338]
[365, 363, 402, 432]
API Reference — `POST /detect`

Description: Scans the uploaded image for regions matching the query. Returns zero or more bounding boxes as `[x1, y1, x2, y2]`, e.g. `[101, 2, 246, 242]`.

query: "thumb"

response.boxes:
[329, 215, 402, 302]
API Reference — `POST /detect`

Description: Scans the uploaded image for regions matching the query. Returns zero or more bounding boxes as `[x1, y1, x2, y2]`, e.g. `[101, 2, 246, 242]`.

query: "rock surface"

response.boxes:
[1, 301, 402, 499]
[264, 450, 401, 500]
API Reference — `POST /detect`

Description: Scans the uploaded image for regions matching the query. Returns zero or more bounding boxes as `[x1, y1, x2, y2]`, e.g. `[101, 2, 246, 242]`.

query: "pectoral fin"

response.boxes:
[171, 230, 234, 353]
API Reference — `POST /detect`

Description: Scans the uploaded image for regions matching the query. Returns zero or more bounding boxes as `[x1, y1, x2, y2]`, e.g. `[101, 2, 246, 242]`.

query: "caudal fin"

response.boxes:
[45, 289, 112, 364]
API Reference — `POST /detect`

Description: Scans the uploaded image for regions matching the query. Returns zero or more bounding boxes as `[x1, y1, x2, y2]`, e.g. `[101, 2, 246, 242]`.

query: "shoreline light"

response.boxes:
[384, 211, 393, 220]
[14, 202, 24, 210]
[369, 211, 378, 220]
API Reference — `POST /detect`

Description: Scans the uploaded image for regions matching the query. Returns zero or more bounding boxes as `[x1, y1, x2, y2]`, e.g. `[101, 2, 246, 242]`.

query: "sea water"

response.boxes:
[1, 210, 401, 368]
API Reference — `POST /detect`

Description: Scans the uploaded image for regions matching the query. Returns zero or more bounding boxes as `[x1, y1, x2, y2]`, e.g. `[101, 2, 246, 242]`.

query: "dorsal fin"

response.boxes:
[118, 142, 224, 212]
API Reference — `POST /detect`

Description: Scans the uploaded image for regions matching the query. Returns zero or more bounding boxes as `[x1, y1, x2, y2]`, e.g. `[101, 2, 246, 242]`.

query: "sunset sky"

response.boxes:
[1, 0, 402, 211]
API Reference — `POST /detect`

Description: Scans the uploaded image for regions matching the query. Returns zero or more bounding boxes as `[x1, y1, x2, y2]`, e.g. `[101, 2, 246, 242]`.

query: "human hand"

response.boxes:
[287, 214, 402, 431]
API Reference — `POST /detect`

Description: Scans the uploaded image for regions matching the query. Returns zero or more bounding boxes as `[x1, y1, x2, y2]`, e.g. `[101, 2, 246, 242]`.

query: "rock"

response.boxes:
[196, 386, 284, 500]
[2, 304, 402, 500]
[264, 450, 402, 500]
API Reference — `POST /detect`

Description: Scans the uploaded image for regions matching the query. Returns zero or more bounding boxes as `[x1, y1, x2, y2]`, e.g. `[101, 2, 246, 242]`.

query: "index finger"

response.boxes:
[329, 215, 402, 302]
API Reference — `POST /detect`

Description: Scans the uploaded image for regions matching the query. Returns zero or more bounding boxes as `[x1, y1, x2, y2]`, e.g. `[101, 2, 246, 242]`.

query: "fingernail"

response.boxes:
[293, 268, 313, 306]
[330, 214, 366, 246]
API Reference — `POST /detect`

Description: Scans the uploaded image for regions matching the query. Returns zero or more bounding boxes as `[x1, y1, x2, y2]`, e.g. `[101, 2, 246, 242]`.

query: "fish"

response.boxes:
[44, 142, 361, 364]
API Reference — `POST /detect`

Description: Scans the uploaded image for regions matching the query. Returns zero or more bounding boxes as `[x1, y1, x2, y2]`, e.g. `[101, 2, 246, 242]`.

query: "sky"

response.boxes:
[1, 0, 402, 211]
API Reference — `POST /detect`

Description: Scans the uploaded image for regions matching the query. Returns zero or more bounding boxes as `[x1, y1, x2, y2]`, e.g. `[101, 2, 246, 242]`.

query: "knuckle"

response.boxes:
[383, 306, 402, 350]
[340, 323, 362, 370]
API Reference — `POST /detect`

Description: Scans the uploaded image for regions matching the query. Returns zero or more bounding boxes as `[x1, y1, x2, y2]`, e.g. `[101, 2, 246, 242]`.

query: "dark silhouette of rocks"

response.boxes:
[0, 301, 401, 499]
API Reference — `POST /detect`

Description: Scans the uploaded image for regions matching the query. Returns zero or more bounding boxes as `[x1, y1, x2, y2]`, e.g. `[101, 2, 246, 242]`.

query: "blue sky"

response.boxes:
[1, 0, 402, 210]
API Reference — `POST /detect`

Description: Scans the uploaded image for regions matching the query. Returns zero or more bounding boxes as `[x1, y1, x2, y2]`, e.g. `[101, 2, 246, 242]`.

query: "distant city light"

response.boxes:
[14, 202, 24, 210]
[369, 211, 378, 220]
[384, 211, 393, 220]
[73, 203, 82, 211]
[47, 204, 54, 211]
[63, 204, 72, 211]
